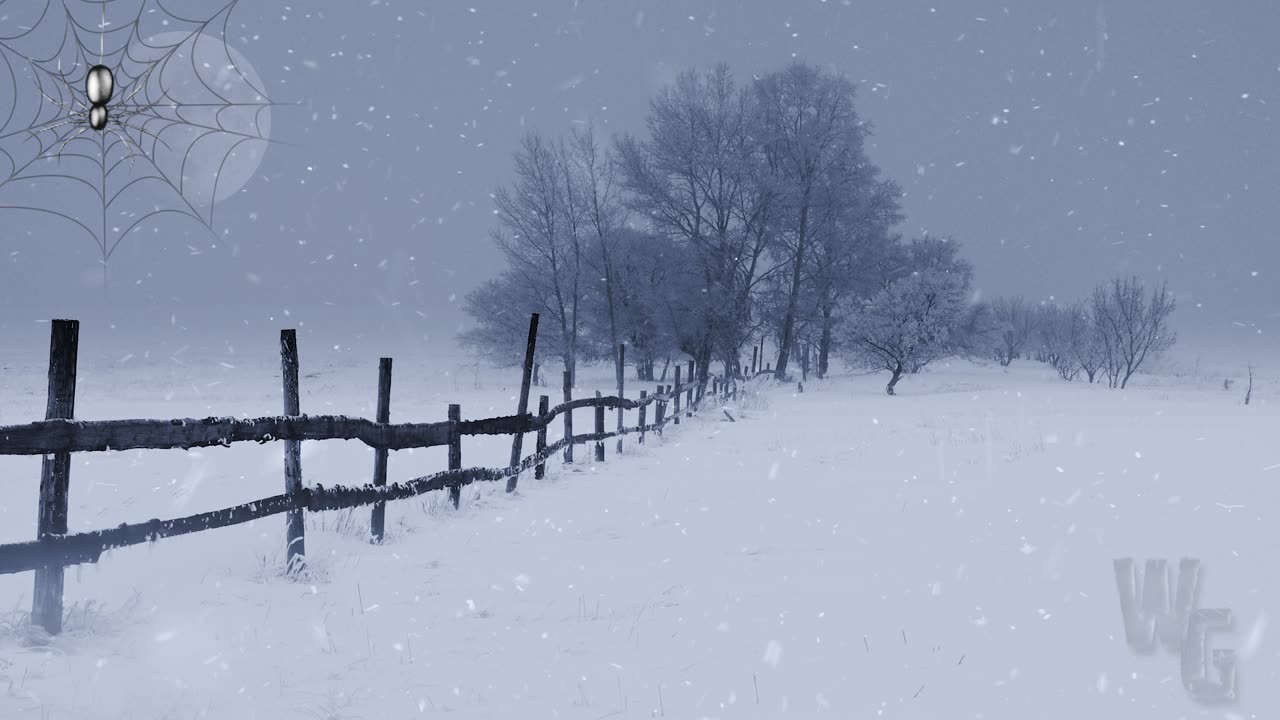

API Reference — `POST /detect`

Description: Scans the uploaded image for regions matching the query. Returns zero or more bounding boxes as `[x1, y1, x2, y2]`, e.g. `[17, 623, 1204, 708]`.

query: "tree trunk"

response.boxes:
[885, 363, 904, 396]
[775, 199, 812, 380]
[817, 308, 833, 379]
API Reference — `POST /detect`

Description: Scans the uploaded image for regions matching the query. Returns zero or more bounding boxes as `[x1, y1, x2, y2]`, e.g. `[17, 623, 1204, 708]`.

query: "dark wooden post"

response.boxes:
[686, 360, 694, 416]
[672, 365, 682, 425]
[594, 391, 606, 462]
[654, 384, 665, 433]
[535, 395, 549, 479]
[370, 357, 392, 544]
[615, 344, 625, 455]
[31, 319, 78, 635]
[562, 370, 574, 463]
[280, 329, 305, 573]
[751, 345, 758, 375]
[448, 404, 462, 508]
[638, 390, 648, 444]
[507, 313, 539, 493]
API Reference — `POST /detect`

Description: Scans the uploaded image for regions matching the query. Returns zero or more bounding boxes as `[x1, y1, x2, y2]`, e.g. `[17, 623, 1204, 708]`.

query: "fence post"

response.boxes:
[654, 384, 665, 434]
[638, 390, 647, 445]
[751, 346, 758, 375]
[594, 391, 606, 462]
[31, 319, 78, 636]
[507, 313, 539, 493]
[370, 357, 392, 544]
[448, 404, 462, 508]
[562, 370, 574, 463]
[686, 360, 694, 416]
[673, 365, 682, 425]
[535, 395, 549, 480]
[280, 329, 305, 573]
[615, 344, 625, 455]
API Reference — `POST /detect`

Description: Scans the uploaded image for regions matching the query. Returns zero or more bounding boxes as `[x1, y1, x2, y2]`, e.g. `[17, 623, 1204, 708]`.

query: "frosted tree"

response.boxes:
[992, 296, 1038, 366]
[1065, 303, 1106, 383]
[754, 62, 891, 381]
[841, 268, 969, 395]
[459, 273, 551, 384]
[617, 64, 773, 380]
[579, 228, 687, 380]
[1035, 303, 1082, 380]
[1091, 276, 1177, 389]
[804, 171, 901, 378]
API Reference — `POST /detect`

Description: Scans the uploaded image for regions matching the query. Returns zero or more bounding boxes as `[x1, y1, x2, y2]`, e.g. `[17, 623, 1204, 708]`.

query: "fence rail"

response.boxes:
[0, 315, 742, 635]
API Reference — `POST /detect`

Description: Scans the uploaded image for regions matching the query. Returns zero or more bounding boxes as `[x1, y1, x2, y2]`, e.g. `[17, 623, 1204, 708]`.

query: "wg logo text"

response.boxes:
[1113, 558, 1237, 704]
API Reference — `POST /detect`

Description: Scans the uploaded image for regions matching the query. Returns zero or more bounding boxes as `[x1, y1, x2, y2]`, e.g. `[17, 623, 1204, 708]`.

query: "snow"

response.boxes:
[1, 352, 1277, 718]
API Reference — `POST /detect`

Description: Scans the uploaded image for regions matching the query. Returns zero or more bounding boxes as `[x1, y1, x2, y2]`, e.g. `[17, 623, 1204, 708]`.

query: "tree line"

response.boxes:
[460, 61, 1176, 396]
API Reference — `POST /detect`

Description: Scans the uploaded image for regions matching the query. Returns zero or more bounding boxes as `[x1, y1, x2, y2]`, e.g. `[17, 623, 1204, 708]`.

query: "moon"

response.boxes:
[138, 31, 273, 208]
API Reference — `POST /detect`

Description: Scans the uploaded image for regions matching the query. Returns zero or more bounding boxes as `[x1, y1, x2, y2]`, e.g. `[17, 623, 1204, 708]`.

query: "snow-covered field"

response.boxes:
[1, 339, 1278, 719]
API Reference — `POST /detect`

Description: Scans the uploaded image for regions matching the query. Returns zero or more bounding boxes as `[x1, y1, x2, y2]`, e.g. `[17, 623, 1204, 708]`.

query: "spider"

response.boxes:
[36, 63, 166, 167]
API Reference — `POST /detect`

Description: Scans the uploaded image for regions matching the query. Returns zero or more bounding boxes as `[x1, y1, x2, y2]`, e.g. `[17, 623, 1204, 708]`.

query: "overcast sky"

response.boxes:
[1, 0, 1277, 360]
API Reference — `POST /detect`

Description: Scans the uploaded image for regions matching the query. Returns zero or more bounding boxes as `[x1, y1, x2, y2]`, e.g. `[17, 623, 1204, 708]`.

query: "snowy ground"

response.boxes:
[1, 340, 1278, 719]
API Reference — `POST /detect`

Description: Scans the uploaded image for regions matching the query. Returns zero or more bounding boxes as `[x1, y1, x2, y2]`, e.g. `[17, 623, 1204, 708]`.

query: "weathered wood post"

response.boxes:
[672, 365, 682, 425]
[507, 313, 539, 493]
[638, 390, 648, 444]
[594, 391, 606, 462]
[448, 404, 462, 508]
[280, 329, 305, 573]
[31, 319, 78, 635]
[562, 370, 574, 463]
[654, 384, 665, 434]
[535, 395, 549, 480]
[686, 360, 694, 416]
[615, 344, 625, 455]
[751, 346, 758, 375]
[370, 357, 392, 544]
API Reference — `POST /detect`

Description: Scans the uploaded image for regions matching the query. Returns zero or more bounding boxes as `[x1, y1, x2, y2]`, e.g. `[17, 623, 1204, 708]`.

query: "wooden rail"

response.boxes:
[0, 316, 743, 635]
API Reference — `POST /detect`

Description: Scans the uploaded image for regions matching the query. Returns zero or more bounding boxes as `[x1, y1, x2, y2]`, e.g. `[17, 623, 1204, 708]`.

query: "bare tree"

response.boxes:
[992, 296, 1037, 366]
[1035, 304, 1081, 380]
[568, 124, 627, 390]
[805, 173, 901, 378]
[617, 64, 772, 381]
[474, 131, 587, 384]
[1090, 276, 1177, 389]
[1058, 302, 1103, 383]
[459, 273, 550, 373]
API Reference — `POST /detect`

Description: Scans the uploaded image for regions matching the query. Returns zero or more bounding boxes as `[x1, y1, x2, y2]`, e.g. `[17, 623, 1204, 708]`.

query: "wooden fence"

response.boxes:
[0, 315, 740, 635]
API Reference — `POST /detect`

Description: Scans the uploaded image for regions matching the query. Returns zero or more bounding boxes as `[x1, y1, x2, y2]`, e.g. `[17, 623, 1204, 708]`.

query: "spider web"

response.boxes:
[0, 0, 281, 264]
